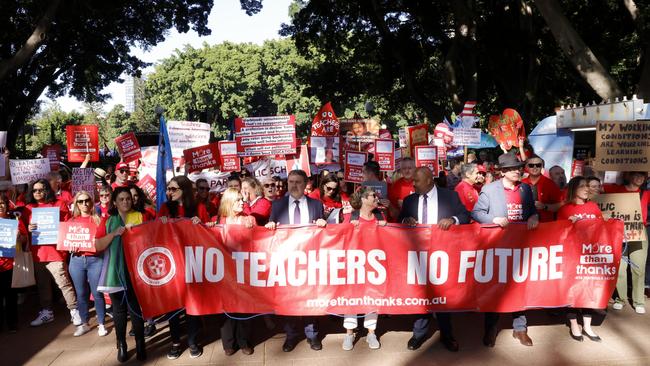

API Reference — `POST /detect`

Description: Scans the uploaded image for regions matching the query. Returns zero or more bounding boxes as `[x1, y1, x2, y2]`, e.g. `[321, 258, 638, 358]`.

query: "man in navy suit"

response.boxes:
[472, 153, 539, 348]
[399, 167, 470, 352]
[265, 169, 326, 352]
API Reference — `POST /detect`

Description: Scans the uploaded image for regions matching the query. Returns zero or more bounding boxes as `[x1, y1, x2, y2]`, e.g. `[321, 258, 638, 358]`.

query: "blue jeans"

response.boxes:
[69, 255, 105, 324]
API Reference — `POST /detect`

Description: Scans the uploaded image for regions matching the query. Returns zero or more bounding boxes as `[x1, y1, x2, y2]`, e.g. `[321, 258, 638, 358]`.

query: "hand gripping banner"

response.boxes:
[121, 219, 624, 318]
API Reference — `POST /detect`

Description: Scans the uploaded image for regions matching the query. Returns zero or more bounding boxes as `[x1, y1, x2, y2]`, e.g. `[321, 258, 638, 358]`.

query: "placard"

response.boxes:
[167, 121, 211, 167]
[56, 221, 96, 252]
[594, 121, 650, 172]
[309, 136, 340, 164]
[137, 174, 157, 201]
[405, 124, 429, 157]
[30, 207, 60, 245]
[286, 144, 311, 176]
[244, 158, 288, 180]
[362, 181, 388, 199]
[71, 168, 96, 196]
[65, 125, 99, 162]
[114, 132, 142, 163]
[187, 170, 232, 193]
[452, 128, 482, 146]
[592, 193, 647, 242]
[41, 144, 61, 171]
[9, 158, 50, 185]
[0, 218, 18, 257]
[183, 143, 219, 173]
[374, 139, 395, 171]
[310, 102, 339, 136]
[218, 141, 241, 172]
[339, 118, 380, 143]
[414, 146, 439, 175]
[234, 115, 297, 157]
[0, 131, 7, 149]
[344, 151, 367, 183]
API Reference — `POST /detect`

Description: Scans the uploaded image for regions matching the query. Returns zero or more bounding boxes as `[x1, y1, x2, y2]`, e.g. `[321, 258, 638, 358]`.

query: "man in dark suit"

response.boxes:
[265, 169, 326, 352]
[399, 167, 470, 352]
[471, 153, 539, 348]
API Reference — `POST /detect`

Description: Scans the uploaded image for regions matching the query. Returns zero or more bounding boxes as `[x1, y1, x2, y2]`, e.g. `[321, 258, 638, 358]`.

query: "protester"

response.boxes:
[454, 163, 480, 211]
[158, 176, 206, 359]
[308, 173, 349, 221]
[227, 174, 242, 192]
[445, 160, 462, 190]
[67, 191, 107, 337]
[130, 186, 156, 221]
[265, 170, 326, 352]
[195, 178, 218, 217]
[472, 153, 539, 347]
[47, 171, 73, 207]
[111, 162, 131, 190]
[388, 157, 415, 212]
[522, 155, 562, 222]
[341, 187, 385, 350]
[399, 167, 470, 352]
[549, 165, 567, 190]
[241, 177, 271, 226]
[25, 179, 80, 329]
[557, 176, 603, 342]
[586, 176, 602, 200]
[261, 176, 277, 202]
[95, 185, 113, 218]
[474, 164, 487, 192]
[95, 187, 146, 362]
[273, 176, 287, 199]
[0, 193, 27, 333]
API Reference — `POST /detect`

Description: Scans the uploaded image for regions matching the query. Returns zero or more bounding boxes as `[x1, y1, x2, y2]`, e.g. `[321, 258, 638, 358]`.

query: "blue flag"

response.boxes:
[156, 115, 174, 209]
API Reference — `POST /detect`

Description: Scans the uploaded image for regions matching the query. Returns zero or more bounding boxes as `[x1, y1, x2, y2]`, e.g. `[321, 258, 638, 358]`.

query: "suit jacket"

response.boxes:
[471, 179, 537, 224]
[398, 186, 471, 224]
[269, 195, 325, 224]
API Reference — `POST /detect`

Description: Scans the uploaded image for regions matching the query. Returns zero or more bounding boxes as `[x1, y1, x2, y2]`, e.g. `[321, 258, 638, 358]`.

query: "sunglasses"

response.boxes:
[77, 198, 91, 205]
[526, 163, 542, 168]
[263, 184, 275, 188]
[166, 186, 180, 192]
[33, 188, 45, 193]
[324, 185, 338, 191]
[118, 169, 129, 174]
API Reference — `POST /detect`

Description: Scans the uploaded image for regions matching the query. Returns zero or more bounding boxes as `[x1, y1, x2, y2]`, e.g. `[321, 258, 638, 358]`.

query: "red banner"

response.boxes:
[344, 151, 367, 183]
[310, 102, 339, 136]
[183, 143, 219, 173]
[114, 132, 142, 163]
[65, 125, 99, 162]
[122, 219, 623, 318]
[57, 221, 96, 252]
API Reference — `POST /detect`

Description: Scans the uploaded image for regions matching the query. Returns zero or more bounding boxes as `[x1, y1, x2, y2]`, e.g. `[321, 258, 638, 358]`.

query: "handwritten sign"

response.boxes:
[183, 143, 219, 173]
[593, 193, 647, 242]
[344, 151, 367, 183]
[114, 132, 142, 163]
[235, 116, 297, 157]
[56, 221, 96, 252]
[65, 125, 99, 162]
[9, 158, 50, 185]
[71, 168, 96, 196]
[0, 218, 18, 257]
[30, 207, 60, 245]
[594, 121, 650, 172]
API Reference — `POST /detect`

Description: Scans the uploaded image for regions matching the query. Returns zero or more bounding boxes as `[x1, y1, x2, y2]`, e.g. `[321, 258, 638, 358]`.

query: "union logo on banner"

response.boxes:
[137, 247, 176, 286]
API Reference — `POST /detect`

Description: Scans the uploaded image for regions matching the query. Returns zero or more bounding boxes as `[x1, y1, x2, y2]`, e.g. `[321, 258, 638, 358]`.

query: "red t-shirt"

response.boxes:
[56, 189, 74, 208]
[243, 197, 272, 226]
[602, 185, 649, 225]
[96, 203, 110, 218]
[504, 184, 525, 222]
[522, 175, 561, 222]
[111, 181, 130, 190]
[308, 189, 347, 218]
[388, 178, 415, 208]
[157, 203, 209, 223]
[0, 217, 28, 272]
[26, 200, 71, 262]
[455, 180, 479, 211]
[557, 202, 603, 221]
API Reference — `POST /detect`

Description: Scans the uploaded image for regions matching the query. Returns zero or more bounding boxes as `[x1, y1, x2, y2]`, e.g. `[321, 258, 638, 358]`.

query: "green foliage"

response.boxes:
[23, 104, 84, 155]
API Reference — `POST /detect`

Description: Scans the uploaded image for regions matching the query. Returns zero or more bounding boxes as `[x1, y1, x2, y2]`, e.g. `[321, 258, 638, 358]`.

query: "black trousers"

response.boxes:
[220, 316, 252, 349]
[168, 312, 201, 346]
[484, 311, 526, 330]
[109, 284, 144, 344]
[0, 270, 17, 330]
[412, 312, 452, 339]
[567, 308, 593, 320]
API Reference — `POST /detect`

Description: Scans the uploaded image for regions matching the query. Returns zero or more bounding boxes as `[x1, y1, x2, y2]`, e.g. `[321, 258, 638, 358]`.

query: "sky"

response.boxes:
[45, 0, 292, 113]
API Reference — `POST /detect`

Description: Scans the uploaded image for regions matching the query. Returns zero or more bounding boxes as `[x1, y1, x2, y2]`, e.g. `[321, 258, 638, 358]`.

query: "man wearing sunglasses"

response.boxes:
[111, 162, 131, 190]
[521, 155, 562, 222]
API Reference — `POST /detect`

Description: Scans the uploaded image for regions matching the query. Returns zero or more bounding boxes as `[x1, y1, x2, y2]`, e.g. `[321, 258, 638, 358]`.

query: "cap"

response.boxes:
[116, 162, 129, 171]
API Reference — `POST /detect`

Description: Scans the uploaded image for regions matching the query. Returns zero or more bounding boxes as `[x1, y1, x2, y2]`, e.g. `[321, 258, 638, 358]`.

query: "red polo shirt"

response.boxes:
[522, 175, 561, 222]
[455, 180, 479, 211]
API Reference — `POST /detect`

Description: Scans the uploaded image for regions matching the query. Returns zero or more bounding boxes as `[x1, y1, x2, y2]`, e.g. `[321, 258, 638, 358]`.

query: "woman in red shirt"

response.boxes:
[557, 176, 603, 342]
[241, 177, 271, 226]
[0, 193, 27, 333]
[25, 179, 80, 329]
[309, 174, 351, 221]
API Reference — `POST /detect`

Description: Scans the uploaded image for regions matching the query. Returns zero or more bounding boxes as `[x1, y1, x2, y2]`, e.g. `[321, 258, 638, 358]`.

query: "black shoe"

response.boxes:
[167, 344, 182, 360]
[117, 341, 128, 363]
[128, 328, 135, 337]
[307, 337, 322, 350]
[189, 344, 203, 358]
[135, 339, 147, 361]
[582, 330, 601, 342]
[570, 329, 584, 342]
[440, 335, 459, 352]
[407, 336, 425, 350]
[282, 339, 296, 352]
[144, 323, 157, 338]
[241, 343, 254, 355]
[483, 326, 498, 347]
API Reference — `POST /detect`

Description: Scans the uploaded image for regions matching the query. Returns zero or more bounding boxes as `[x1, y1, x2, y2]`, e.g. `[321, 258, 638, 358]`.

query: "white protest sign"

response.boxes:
[0, 132, 7, 148]
[452, 128, 482, 146]
[9, 158, 50, 184]
[245, 158, 288, 180]
[187, 170, 231, 193]
[167, 121, 211, 167]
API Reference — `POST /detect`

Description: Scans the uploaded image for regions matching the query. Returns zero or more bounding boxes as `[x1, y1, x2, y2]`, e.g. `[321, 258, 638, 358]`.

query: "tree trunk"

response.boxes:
[533, 0, 622, 99]
[622, 0, 650, 98]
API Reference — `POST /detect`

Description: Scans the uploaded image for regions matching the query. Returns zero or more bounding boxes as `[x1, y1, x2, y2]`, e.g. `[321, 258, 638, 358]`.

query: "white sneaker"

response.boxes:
[342, 333, 355, 351]
[635, 306, 646, 314]
[70, 309, 82, 326]
[366, 333, 381, 349]
[613, 302, 624, 310]
[30, 309, 54, 327]
[73, 324, 91, 337]
[97, 324, 108, 337]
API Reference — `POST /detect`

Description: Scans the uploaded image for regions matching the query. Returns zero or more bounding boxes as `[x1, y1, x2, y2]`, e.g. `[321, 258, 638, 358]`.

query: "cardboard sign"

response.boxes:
[137, 174, 157, 201]
[65, 125, 99, 162]
[286, 145, 311, 176]
[71, 168, 96, 196]
[344, 151, 367, 183]
[183, 143, 219, 173]
[235, 115, 297, 157]
[218, 141, 240, 173]
[362, 181, 388, 199]
[375, 139, 395, 171]
[414, 146, 439, 175]
[310, 102, 339, 136]
[114, 132, 142, 163]
[452, 128, 482, 146]
[30, 207, 60, 245]
[339, 118, 380, 143]
[9, 158, 50, 185]
[405, 124, 429, 157]
[188, 170, 232, 193]
[167, 121, 211, 168]
[309, 136, 340, 164]
[594, 121, 650, 172]
[593, 193, 647, 242]
[0, 218, 18, 257]
[56, 221, 96, 252]
[41, 145, 61, 171]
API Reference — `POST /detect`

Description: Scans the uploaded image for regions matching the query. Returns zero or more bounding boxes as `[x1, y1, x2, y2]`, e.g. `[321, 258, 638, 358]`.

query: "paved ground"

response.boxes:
[2, 293, 650, 366]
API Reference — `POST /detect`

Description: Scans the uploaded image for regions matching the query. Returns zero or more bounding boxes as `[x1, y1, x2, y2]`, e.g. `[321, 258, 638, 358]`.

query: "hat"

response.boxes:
[94, 168, 106, 179]
[497, 153, 524, 169]
[477, 164, 487, 173]
[116, 162, 129, 171]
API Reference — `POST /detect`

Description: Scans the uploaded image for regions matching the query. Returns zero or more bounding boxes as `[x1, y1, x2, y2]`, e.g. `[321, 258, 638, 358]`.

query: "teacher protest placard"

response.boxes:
[452, 128, 482, 146]
[65, 125, 99, 162]
[404, 124, 429, 157]
[309, 136, 340, 164]
[183, 143, 219, 173]
[188, 170, 232, 193]
[41, 144, 61, 171]
[310, 102, 339, 136]
[0, 218, 18, 257]
[167, 121, 211, 168]
[218, 141, 240, 173]
[375, 139, 395, 171]
[593, 193, 648, 242]
[414, 146, 439, 175]
[9, 158, 50, 185]
[114, 132, 142, 163]
[57, 221, 96, 252]
[594, 121, 650, 172]
[30, 207, 60, 245]
[344, 151, 367, 183]
[71, 168, 96, 196]
[235, 115, 297, 157]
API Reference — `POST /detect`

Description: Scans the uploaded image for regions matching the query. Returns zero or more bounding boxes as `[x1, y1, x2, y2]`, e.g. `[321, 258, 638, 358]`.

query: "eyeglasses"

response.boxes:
[33, 188, 45, 193]
[324, 185, 338, 192]
[77, 199, 91, 205]
[197, 186, 210, 191]
[526, 163, 542, 168]
[166, 186, 179, 192]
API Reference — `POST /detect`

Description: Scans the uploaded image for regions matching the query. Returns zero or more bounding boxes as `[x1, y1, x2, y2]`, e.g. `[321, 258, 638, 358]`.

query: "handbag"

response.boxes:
[11, 244, 36, 288]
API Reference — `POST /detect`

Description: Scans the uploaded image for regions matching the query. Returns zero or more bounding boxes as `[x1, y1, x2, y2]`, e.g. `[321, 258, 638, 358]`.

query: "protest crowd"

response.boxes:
[0, 105, 648, 364]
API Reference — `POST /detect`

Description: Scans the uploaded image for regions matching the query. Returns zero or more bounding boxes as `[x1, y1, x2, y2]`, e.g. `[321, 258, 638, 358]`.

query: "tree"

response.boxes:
[24, 103, 84, 155]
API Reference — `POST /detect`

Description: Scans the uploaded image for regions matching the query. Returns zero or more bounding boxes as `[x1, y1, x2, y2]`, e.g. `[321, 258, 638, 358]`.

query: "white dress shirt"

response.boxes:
[418, 186, 438, 224]
[288, 195, 310, 224]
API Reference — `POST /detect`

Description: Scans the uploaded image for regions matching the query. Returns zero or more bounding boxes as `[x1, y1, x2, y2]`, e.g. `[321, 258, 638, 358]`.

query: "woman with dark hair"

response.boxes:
[557, 176, 603, 342]
[308, 174, 350, 220]
[25, 179, 80, 330]
[241, 177, 271, 225]
[586, 176, 602, 201]
[95, 187, 146, 362]
[0, 192, 27, 333]
[157, 176, 206, 359]
[129, 186, 156, 220]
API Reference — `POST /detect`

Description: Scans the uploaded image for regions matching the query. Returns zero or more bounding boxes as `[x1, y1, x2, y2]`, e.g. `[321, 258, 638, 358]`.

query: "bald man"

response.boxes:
[399, 167, 470, 352]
